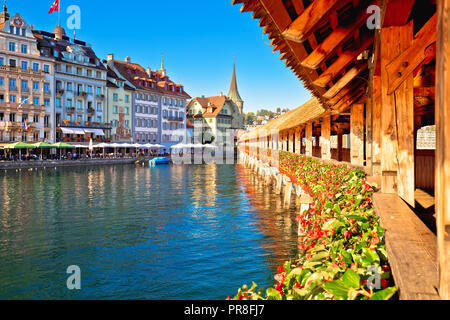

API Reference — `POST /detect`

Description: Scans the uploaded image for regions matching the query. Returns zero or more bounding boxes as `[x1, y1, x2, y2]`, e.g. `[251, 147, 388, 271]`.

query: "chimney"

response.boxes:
[107, 53, 114, 61]
[125, 56, 131, 63]
[146, 67, 151, 77]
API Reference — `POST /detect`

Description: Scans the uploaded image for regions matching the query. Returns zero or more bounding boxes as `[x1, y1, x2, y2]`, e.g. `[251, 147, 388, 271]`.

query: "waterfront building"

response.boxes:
[109, 55, 190, 151]
[0, 4, 55, 143]
[32, 24, 109, 143]
[187, 62, 244, 144]
[105, 65, 134, 142]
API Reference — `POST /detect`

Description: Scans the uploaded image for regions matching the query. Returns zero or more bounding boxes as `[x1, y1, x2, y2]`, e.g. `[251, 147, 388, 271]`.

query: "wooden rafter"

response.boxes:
[300, 5, 372, 69]
[282, 0, 347, 43]
[323, 63, 367, 99]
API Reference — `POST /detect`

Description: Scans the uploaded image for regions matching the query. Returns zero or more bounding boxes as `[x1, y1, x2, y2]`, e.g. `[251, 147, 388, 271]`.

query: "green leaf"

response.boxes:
[322, 280, 349, 299]
[333, 204, 342, 215]
[310, 251, 329, 262]
[323, 219, 345, 231]
[342, 269, 360, 289]
[346, 215, 368, 222]
[370, 287, 397, 300]
[341, 250, 353, 265]
[362, 248, 380, 264]
[266, 288, 282, 300]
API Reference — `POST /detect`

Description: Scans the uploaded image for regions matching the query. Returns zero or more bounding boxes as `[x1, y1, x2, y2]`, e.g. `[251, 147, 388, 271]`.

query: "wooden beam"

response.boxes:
[380, 22, 415, 206]
[301, 8, 371, 69]
[386, 14, 437, 94]
[282, 0, 347, 43]
[436, 0, 450, 300]
[313, 33, 373, 87]
[321, 115, 331, 160]
[326, 79, 363, 105]
[372, 75, 382, 176]
[350, 103, 365, 166]
[323, 63, 367, 99]
[381, 0, 415, 27]
[295, 127, 301, 154]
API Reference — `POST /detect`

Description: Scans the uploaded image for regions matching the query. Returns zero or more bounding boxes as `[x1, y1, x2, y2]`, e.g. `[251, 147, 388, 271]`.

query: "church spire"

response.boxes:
[160, 51, 166, 76]
[0, 0, 9, 24]
[228, 58, 244, 113]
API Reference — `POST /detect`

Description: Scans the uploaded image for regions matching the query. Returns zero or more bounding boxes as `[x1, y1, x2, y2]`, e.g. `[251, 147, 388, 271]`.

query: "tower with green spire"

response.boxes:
[227, 61, 244, 115]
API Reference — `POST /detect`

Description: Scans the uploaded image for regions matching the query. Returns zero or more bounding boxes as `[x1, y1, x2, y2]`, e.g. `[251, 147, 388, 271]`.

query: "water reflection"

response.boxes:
[0, 164, 298, 300]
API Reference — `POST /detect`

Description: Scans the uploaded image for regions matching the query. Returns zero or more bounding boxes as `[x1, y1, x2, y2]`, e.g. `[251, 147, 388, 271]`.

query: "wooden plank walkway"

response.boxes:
[373, 193, 440, 300]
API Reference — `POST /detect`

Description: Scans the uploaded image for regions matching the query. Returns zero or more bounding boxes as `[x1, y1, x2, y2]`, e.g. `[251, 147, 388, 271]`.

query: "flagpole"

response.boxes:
[58, 0, 61, 27]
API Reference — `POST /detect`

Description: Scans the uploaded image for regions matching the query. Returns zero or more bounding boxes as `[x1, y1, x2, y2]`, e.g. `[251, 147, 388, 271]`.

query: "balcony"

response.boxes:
[87, 108, 95, 114]
[60, 121, 111, 130]
[165, 115, 184, 122]
[0, 65, 45, 76]
[66, 107, 76, 113]
[0, 121, 23, 129]
[56, 89, 65, 95]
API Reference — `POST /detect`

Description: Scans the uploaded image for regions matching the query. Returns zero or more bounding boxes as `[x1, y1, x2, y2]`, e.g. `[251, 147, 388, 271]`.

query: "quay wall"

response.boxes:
[0, 158, 147, 171]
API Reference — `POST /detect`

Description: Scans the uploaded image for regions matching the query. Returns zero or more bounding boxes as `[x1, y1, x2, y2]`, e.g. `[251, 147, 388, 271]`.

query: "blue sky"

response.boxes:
[9, 0, 311, 113]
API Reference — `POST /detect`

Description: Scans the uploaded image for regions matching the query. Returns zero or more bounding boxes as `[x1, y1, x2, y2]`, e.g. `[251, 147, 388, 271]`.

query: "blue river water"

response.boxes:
[0, 164, 299, 299]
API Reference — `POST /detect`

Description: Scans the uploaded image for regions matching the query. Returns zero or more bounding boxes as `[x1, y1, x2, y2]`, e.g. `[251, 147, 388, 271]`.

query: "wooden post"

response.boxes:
[372, 75, 382, 176]
[321, 116, 331, 160]
[337, 128, 343, 162]
[380, 22, 415, 205]
[351, 103, 365, 166]
[295, 127, 301, 154]
[291, 129, 295, 154]
[436, 0, 450, 299]
[365, 102, 372, 170]
[306, 123, 313, 157]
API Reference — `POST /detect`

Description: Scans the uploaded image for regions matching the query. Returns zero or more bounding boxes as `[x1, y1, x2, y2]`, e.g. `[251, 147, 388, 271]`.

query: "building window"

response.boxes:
[113, 93, 118, 102]
[44, 99, 50, 107]
[77, 100, 82, 110]
[33, 114, 39, 123]
[21, 61, 28, 70]
[124, 107, 129, 115]
[33, 81, 39, 90]
[21, 44, 27, 54]
[33, 97, 39, 105]
[125, 95, 129, 103]
[97, 103, 102, 112]
[56, 98, 61, 108]
[32, 63, 39, 71]
[21, 80, 28, 90]
[113, 105, 118, 114]
[67, 82, 72, 91]
[43, 65, 50, 73]
[9, 42, 15, 52]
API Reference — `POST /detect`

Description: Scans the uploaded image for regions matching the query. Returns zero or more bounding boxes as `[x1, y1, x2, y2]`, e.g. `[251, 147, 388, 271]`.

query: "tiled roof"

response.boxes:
[32, 29, 106, 71]
[189, 95, 228, 118]
[112, 59, 191, 98]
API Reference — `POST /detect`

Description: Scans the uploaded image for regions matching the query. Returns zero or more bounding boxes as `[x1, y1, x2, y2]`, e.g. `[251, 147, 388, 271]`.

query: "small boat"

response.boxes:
[149, 157, 171, 166]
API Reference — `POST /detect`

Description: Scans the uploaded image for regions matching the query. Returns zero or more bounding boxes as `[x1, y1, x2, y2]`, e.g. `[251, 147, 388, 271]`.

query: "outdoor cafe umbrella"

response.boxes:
[4, 142, 37, 160]
[50, 142, 74, 159]
[31, 142, 53, 160]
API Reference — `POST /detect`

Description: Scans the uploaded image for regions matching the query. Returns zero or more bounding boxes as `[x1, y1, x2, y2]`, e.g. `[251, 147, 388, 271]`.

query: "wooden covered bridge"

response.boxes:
[234, 0, 449, 299]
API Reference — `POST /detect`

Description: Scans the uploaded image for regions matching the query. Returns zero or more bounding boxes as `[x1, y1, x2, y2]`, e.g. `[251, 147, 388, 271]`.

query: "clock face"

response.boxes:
[13, 18, 24, 27]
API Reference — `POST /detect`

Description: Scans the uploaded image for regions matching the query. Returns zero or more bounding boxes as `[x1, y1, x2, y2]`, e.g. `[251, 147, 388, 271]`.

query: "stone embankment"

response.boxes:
[0, 158, 149, 170]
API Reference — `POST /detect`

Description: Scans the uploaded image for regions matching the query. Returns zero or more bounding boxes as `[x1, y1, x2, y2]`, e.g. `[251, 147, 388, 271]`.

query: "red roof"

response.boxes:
[113, 59, 191, 98]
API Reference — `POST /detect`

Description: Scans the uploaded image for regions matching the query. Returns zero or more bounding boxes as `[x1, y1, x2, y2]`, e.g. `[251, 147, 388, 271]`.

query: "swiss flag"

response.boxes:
[48, 0, 60, 14]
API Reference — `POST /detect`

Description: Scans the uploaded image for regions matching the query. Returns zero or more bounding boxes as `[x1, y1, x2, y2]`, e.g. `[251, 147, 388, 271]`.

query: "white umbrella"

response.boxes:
[171, 143, 186, 149]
